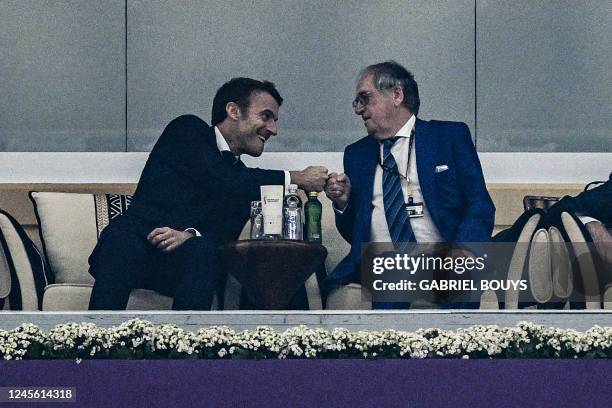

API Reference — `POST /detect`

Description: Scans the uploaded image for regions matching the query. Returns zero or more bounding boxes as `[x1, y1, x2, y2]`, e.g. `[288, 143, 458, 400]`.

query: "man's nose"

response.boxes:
[267, 121, 278, 136]
[354, 104, 365, 115]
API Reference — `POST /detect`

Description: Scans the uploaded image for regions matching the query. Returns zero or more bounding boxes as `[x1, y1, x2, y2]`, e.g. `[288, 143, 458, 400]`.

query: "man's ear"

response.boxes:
[392, 86, 405, 107]
[226, 102, 241, 121]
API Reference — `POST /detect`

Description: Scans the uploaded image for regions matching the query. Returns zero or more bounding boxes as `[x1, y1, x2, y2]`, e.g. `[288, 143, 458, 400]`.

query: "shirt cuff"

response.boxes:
[283, 170, 291, 191]
[184, 228, 201, 237]
[333, 202, 348, 214]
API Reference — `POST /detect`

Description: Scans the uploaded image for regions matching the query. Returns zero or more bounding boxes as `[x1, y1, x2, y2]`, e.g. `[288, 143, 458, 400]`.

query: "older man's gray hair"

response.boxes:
[359, 60, 420, 115]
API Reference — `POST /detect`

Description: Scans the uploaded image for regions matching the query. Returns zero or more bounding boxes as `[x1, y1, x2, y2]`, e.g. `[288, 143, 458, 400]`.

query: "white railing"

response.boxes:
[0, 152, 610, 184]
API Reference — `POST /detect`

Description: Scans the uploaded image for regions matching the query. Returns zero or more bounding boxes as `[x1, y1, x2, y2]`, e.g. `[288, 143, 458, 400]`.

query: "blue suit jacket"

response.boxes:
[326, 118, 495, 285]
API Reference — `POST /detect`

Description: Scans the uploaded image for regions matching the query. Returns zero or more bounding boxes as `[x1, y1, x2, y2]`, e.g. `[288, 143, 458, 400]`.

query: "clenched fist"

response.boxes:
[325, 172, 351, 210]
[290, 166, 329, 192]
[147, 227, 194, 253]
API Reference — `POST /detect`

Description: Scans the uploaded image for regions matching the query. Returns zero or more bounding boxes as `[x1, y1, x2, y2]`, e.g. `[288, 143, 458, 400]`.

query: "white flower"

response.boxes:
[0, 320, 610, 360]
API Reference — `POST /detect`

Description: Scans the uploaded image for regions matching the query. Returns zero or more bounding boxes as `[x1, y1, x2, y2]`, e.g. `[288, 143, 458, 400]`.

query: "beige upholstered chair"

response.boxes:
[1, 191, 352, 311]
[29, 192, 175, 310]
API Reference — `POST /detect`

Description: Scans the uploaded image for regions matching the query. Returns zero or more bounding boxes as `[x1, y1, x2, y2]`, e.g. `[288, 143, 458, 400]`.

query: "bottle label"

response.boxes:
[261, 185, 284, 236]
[283, 209, 301, 239]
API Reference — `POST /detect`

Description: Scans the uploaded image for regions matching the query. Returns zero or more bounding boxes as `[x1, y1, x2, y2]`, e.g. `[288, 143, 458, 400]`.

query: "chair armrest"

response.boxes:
[0, 210, 47, 310]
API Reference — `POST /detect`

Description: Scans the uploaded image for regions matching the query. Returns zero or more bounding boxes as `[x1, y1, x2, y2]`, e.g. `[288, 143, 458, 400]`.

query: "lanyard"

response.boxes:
[379, 128, 415, 183]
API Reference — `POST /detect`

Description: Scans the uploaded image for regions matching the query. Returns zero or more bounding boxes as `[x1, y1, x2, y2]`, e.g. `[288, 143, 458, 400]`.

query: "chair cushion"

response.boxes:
[42, 284, 173, 311]
[528, 228, 552, 303]
[504, 212, 541, 309]
[549, 226, 573, 299]
[326, 283, 371, 310]
[126, 289, 173, 310]
[561, 212, 601, 309]
[42, 284, 94, 310]
[479, 290, 499, 310]
[604, 285, 612, 310]
[29, 192, 131, 284]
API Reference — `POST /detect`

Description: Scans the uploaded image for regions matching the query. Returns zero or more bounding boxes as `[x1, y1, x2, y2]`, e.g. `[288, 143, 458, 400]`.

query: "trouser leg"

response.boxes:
[168, 236, 224, 310]
[88, 230, 156, 310]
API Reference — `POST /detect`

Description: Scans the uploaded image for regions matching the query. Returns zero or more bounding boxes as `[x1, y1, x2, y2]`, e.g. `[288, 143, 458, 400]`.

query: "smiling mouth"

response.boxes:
[257, 135, 268, 143]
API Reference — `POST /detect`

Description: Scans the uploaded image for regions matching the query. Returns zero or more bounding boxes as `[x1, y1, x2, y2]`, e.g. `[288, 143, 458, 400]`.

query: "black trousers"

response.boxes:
[88, 228, 224, 311]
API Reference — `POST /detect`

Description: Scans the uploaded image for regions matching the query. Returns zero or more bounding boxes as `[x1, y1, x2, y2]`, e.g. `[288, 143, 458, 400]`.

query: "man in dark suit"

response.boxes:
[546, 173, 612, 266]
[88, 78, 328, 310]
[324, 61, 495, 308]
[547, 174, 611, 225]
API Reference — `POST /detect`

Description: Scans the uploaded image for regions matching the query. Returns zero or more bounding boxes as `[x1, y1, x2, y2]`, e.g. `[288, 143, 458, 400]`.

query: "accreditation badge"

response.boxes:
[405, 196, 424, 218]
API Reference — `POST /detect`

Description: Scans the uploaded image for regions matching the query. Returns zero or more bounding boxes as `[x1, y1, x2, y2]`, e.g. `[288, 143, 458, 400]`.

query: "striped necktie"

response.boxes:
[382, 137, 415, 244]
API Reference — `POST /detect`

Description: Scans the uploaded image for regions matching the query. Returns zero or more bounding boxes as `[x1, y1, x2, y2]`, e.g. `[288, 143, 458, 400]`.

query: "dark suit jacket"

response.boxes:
[546, 173, 612, 226]
[327, 118, 495, 285]
[98, 114, 285, 243]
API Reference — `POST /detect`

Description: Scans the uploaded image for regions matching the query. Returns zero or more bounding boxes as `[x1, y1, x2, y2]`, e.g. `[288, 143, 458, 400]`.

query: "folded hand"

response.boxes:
[147, 227, 194, 253]
[291, 166, 329, 192]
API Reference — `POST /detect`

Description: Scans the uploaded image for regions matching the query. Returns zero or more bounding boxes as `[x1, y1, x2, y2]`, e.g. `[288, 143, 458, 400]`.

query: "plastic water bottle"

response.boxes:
[249, 201, 264, 239]
[282, 184, 303, 240]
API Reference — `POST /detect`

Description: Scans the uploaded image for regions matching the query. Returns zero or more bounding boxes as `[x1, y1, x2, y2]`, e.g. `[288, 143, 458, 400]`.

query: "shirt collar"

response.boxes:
[394, 114, 416, 138]
[214, 126, 238, 159]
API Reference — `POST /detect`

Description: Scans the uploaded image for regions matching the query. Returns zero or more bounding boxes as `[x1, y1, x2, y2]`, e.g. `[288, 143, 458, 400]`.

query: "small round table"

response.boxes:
[222, 240, 327, 310]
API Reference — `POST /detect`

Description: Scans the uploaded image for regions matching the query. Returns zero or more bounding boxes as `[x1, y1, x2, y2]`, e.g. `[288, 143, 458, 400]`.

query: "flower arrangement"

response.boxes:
[0, 320, 610, 360]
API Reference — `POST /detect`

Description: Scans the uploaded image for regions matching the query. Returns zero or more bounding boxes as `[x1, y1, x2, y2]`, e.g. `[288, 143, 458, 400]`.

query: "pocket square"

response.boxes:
[435, 165, 449, 173]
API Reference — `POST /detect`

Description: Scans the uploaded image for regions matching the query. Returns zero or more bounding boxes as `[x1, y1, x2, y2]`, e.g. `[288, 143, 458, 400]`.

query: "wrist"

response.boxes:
[335, 198, 347, 208]
[333, 197, 348, 211]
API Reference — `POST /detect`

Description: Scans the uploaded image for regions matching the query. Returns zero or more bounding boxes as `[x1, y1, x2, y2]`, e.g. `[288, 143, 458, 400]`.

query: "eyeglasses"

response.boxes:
[352, 92, 372, 109]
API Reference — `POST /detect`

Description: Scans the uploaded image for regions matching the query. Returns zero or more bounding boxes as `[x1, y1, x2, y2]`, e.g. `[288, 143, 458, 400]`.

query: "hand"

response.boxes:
[290, 166, 328, 192]
[325, 172, 351, 209]
[147, 227, 194, 253]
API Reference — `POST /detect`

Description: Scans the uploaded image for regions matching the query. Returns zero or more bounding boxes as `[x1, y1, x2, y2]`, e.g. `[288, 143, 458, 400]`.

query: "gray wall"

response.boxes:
[477, 0, 612, 152]
[0, 0, 610, 152]
[0, 0, 126, 151]
[127, 0, 474, 151]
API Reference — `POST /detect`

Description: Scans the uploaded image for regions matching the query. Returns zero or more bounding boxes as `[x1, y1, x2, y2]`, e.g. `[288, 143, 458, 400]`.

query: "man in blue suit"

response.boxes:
[324, 61, 495, 308]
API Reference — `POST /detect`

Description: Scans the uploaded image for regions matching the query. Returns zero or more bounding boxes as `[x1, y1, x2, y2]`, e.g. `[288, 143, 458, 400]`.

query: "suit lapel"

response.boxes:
[360, 135, 379, 210]
[415, 118, 437, 210]
[354, 135, 379, 242]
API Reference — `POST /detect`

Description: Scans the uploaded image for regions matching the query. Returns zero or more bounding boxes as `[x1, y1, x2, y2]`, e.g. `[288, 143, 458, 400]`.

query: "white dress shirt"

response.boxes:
[214, 126, 290, 187]
[215, 126, 233, 157]
[370, 115, 443, 243]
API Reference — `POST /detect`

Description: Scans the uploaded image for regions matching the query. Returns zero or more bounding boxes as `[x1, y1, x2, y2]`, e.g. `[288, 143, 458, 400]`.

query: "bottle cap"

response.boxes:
[288, 184, 298, 192]
[308, 191, 318, 197]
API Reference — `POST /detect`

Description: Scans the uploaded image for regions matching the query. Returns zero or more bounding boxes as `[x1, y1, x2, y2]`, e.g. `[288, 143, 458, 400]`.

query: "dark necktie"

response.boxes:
[221, 150, 243, 167]
[382, 137, 415, 243]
